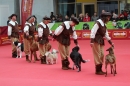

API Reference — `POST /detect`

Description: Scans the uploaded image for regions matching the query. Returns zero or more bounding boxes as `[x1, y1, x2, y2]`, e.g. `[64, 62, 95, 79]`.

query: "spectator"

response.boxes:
[123, 10, 128, 20]
[127, 11, 130, 20]
[83, 13, 90, 22]
[78, 13, 84, 22]
[102, 10, 105, 13]
[112, 12, 118, 20]
[99, 10, 105, 18]
[112, 20, 117, 28]
[55, 14, 59, 20]
[51, 16, 56, 23]
[50, 12, 55, 20]
[56, 14, 63, 22]
[64, 15, 70, 21]
[70, 14, 75, 20]
[91, 12, 99, 21]
[71, 14, 75, 18]
[119, 11, 124, 20]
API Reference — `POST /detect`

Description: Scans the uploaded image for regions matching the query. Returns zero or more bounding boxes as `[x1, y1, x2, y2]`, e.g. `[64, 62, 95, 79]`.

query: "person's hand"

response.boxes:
[90, 43, 93, 47]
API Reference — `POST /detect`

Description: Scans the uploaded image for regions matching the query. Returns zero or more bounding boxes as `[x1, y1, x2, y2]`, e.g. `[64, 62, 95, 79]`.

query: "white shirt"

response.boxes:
[8, 20, 18, 36]
[38, 22, 52, 37]
[90, 19, 111, 40]
[54, 21, 77, 39]
[23, 22, 32, 36]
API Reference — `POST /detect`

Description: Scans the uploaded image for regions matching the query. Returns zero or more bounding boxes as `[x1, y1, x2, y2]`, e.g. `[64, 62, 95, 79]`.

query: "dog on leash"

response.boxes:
[70, 46, 90, 72]
[13, 41, 24, 58]
[45, 49, 58, 65]
[45, 43, 58, 65]
[105, 46, 117, 77]
[30, 42, 39, 63]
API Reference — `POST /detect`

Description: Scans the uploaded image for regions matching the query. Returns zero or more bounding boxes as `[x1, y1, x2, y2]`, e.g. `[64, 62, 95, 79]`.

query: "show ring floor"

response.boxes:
[0, 40, 130, 86]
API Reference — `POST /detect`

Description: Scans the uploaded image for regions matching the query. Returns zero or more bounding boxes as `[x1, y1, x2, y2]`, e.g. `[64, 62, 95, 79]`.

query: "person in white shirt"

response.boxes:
[90, 12, 114, 75]
[8, 14, 19, 58]
[53, 17, 79, 70]
[23, 15, 36, 62]
[37, 17, 52, 64]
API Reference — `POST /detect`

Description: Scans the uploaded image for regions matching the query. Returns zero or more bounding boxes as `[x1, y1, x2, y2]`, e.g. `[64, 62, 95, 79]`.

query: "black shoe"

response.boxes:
[41, 58, 44, 64]
[95, 64, 105, 75]
[12, 53, 17, 58]
[41, 56, 46, 64]
[62, 60, 68, 70]
[26, 55, 29, 61]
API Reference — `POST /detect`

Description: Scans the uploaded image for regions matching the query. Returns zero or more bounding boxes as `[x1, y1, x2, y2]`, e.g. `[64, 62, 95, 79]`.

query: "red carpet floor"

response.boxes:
[0, 40, 130, 86]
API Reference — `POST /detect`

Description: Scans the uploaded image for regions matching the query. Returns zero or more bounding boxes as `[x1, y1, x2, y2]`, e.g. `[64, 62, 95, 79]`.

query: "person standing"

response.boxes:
[91, 12, 99, 22]
[53, 17, 79, 70]
[23, 15, 39, 62]
[90, 12, 114, 75]
[8, 14, 19, 58]
[83, 13, 90, 22]
[37, 17, 52, 64]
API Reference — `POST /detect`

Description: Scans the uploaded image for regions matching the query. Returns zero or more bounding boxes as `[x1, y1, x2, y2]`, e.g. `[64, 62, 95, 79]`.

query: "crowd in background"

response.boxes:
[49, 10, 130, 23]
[6, 10, 130, 29]
[47, 10, 130, 29]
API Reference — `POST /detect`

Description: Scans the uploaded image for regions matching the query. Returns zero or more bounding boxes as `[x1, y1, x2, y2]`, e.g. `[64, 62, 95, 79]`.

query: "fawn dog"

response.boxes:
[29, 35, 39, 63]
[105, 46, 117, 77]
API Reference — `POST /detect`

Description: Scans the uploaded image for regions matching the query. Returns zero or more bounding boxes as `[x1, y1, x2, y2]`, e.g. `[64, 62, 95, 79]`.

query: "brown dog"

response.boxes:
[105, 46, 117, 77]
[29, 35, 39, 63]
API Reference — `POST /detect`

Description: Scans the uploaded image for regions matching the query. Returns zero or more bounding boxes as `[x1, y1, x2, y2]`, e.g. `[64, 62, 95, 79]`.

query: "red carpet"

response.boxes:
[0, 40, 130, 86]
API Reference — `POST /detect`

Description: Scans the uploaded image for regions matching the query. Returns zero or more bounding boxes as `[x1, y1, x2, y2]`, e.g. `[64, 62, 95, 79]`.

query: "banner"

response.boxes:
[0, 35, 11, 45]
[128, 30, 130, 39]
[0, 29, 130, 46]
[21, 0, 33, 29]
[0, 26, 7, 35]
[0, 25, 22, 35]
[50, 21, 130, 30]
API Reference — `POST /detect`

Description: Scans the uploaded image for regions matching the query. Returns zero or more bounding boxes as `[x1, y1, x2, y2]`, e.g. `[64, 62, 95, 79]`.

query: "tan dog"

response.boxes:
[105, 46, 117, 77]
[29, 35, 39, 63]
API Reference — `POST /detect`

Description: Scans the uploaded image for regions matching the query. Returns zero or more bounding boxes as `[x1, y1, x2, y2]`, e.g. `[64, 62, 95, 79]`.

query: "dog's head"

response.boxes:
[106, 47, 114, 54]
[72, 46, 79, 52]
[13, 41, 20, 46]
[52, 49, 58, 54]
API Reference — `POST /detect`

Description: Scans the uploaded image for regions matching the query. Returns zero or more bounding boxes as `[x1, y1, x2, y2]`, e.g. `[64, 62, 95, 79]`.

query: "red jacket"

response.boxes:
[83, 16, 90, 22]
